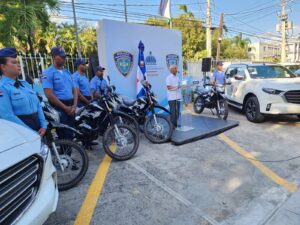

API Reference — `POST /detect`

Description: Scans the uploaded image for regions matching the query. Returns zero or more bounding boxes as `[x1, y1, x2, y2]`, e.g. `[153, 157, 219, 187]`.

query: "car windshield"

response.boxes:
[285, 65, 300, 72]
[248, 65, 296, 79]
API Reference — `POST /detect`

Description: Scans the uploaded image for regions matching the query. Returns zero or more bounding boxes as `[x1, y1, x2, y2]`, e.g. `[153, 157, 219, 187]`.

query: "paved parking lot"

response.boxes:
[45, 107, 300, 225]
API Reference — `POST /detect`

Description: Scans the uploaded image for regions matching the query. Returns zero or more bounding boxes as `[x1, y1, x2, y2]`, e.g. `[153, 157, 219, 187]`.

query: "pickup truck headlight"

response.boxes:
[262, 88, 284, 95]
[40, 143, 50, 160]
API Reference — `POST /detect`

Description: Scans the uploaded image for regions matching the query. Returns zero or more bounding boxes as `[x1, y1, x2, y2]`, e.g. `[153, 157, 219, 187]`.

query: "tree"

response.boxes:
[146, 4, 206, 61]
[0, 0, 59, 54]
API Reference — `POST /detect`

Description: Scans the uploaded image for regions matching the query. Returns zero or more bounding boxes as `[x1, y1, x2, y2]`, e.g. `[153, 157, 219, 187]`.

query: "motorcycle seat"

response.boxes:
[122, 97, 136, 106]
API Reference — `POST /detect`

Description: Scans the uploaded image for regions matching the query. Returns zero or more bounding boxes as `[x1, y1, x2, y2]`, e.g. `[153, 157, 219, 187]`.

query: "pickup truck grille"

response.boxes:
[0, 156, 43, 225]
[285, 90, 300, 104]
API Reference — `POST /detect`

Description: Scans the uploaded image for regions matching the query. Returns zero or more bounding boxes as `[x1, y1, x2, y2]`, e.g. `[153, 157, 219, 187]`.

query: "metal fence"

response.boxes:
[18, 54, 89, 80]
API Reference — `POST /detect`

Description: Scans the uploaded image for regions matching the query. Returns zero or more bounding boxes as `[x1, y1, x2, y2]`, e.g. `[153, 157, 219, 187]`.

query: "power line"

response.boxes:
[59, 1, 207, 7]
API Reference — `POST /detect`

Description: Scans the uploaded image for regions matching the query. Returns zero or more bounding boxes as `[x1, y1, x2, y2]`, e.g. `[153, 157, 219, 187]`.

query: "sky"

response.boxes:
[51, 0, 300, 43]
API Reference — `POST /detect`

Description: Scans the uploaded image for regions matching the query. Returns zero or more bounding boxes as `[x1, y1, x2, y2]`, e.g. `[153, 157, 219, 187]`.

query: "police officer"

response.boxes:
[90, 66, 108, 98]
[42, 46, 78, 139]
[72, 58, 91, 107]
[0, 48, 46, 136]
[211, 61, 226, 86]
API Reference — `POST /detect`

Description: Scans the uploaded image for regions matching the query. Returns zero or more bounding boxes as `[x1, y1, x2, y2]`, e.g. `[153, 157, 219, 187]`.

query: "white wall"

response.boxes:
[96, 19, 183, 107]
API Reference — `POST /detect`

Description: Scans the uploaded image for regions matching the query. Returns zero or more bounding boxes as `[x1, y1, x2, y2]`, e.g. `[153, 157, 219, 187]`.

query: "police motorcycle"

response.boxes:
[193, 83, 229, 120]
[40, 98, 89, 191]
[110, 80, 173, 144]
[73, 88, 139, 161]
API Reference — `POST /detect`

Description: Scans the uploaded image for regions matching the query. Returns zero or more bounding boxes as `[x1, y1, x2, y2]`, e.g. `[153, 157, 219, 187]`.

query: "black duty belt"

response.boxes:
[84, 96, 92, 101]
[59, 99, 74, 106]
[18, 112, 40, 131]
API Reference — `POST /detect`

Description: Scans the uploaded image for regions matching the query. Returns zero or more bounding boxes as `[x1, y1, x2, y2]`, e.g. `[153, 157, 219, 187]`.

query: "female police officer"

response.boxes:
[0, 48, 46, 136]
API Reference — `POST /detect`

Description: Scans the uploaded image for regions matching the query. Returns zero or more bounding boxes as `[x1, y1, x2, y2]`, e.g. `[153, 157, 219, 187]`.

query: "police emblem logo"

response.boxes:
[166, 54, 179, 68]
[113, 51, 134, 77]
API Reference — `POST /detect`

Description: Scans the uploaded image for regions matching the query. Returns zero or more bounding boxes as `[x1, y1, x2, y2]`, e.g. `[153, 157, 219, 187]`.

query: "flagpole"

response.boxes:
[169, 18, 172, 29]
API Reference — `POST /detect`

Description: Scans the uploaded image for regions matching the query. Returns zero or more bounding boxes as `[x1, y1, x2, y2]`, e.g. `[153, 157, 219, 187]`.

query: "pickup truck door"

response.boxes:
[231, 67, 247, 103]
[225, 67, 237, 101]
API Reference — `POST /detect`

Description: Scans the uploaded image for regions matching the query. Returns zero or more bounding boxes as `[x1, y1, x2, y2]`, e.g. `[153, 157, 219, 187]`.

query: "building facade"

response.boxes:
[248, 42, 281, 62]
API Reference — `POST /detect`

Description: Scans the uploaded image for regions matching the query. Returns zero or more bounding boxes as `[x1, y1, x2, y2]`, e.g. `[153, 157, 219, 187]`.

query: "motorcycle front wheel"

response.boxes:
[51, 139, 89, 191]
[216, 99, 228, 120]
[144, 114, 173, 144]
[103, 124, 139, 161]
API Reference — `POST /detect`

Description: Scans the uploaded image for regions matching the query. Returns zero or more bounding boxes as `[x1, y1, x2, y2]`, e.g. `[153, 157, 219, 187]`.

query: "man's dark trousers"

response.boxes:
[168, 99, 180, 128]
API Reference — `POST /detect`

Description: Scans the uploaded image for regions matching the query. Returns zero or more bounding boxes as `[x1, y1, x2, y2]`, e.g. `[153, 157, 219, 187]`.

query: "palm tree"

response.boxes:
[232, 33, 251, 49]
[0, 0, 59, 54]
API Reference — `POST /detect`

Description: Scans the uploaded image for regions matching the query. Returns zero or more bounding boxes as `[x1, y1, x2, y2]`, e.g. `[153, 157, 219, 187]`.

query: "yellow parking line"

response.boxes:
[74, 154, 112, 225]
[276, 122, 300, 127]
[218, 133, 297, 193]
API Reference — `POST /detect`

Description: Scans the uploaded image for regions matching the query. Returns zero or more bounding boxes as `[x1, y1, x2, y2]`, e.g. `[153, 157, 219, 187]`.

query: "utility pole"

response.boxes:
[216, 13, 224, 61]
[72, 0, 82, 58]
[280, 0, 287, 63]
[124, 0, 128, 22]
[206, 0, 212, 57]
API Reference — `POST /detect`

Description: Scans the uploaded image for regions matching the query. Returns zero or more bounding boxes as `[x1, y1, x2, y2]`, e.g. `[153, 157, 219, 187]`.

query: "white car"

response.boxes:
[225, 64, 300, 122]
[0, 119, 58, 225]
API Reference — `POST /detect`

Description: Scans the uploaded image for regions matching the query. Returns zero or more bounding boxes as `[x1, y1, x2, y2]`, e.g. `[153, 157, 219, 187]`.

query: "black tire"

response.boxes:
[245, 96, 265, 123]
[52, 139, 89, 191]
[113, 113, 139, 133]
[297, 115, 300, 120]
[144, 114, 173, 143]
[103, 124, 139, 161]
[193, 96, 205, 114]
[216, 99, 228, 120]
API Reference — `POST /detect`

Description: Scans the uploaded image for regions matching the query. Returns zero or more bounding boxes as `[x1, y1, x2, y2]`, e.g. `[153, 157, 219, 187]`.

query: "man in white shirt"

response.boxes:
[166, 64, 182, 128]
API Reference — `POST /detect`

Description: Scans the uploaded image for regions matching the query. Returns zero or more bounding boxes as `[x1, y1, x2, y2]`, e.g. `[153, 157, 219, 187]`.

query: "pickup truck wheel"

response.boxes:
[245, 96, 264, 123]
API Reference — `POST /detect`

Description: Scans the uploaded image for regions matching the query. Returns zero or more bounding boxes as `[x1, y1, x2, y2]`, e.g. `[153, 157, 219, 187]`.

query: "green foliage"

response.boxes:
[146, 5, 250, 61]
[0, 2, 250, 60]
[0, 0, 59, 53]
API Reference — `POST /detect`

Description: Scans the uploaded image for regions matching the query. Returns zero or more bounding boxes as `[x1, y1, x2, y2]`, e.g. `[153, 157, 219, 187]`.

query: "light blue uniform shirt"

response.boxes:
[42, 65, 74, 100]
[0, 76, 47, 129]
[72, 71, 90, 96]
[212, 70, 226, 85]
[90, 75, 108, 96]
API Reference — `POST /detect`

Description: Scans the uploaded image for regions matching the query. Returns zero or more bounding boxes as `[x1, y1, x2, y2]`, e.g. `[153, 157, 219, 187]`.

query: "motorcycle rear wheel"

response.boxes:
[193, 96, 205, 114]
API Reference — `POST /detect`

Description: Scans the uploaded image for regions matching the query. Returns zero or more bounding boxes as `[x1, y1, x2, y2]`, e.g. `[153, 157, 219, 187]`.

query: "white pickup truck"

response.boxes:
[225, 64, 300, 122]
[0, 119, 58, 225]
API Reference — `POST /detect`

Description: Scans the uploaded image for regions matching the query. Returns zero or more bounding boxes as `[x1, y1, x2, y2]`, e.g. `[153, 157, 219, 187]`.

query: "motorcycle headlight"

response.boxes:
[262, 88, 284, 95]
[40, 143, 50, 160]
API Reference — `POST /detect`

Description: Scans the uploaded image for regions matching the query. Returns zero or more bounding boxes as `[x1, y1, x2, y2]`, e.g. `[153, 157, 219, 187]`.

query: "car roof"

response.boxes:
[228, 63, 278, 68]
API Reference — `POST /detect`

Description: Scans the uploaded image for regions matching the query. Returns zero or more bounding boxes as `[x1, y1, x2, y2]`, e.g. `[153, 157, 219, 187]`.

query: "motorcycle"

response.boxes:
[193, 84, 229, 120]
[73, 94, 140, 161]
[41, 100, 89, 191]
[111, 81, 173, 144]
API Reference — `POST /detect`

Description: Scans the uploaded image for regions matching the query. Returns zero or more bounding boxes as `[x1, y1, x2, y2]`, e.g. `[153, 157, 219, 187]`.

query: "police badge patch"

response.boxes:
[113, 51, 134, 77]
[166, 54, 179, 68]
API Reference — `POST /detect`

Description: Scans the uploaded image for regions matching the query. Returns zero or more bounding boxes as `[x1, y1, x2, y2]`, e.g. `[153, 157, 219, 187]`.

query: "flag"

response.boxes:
[136, 41, 147, 98]
[159, 0, 171, 19]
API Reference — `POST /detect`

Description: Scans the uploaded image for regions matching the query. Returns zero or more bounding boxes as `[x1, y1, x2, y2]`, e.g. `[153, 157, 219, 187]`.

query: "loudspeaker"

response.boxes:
[201, 57, 212, 72]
